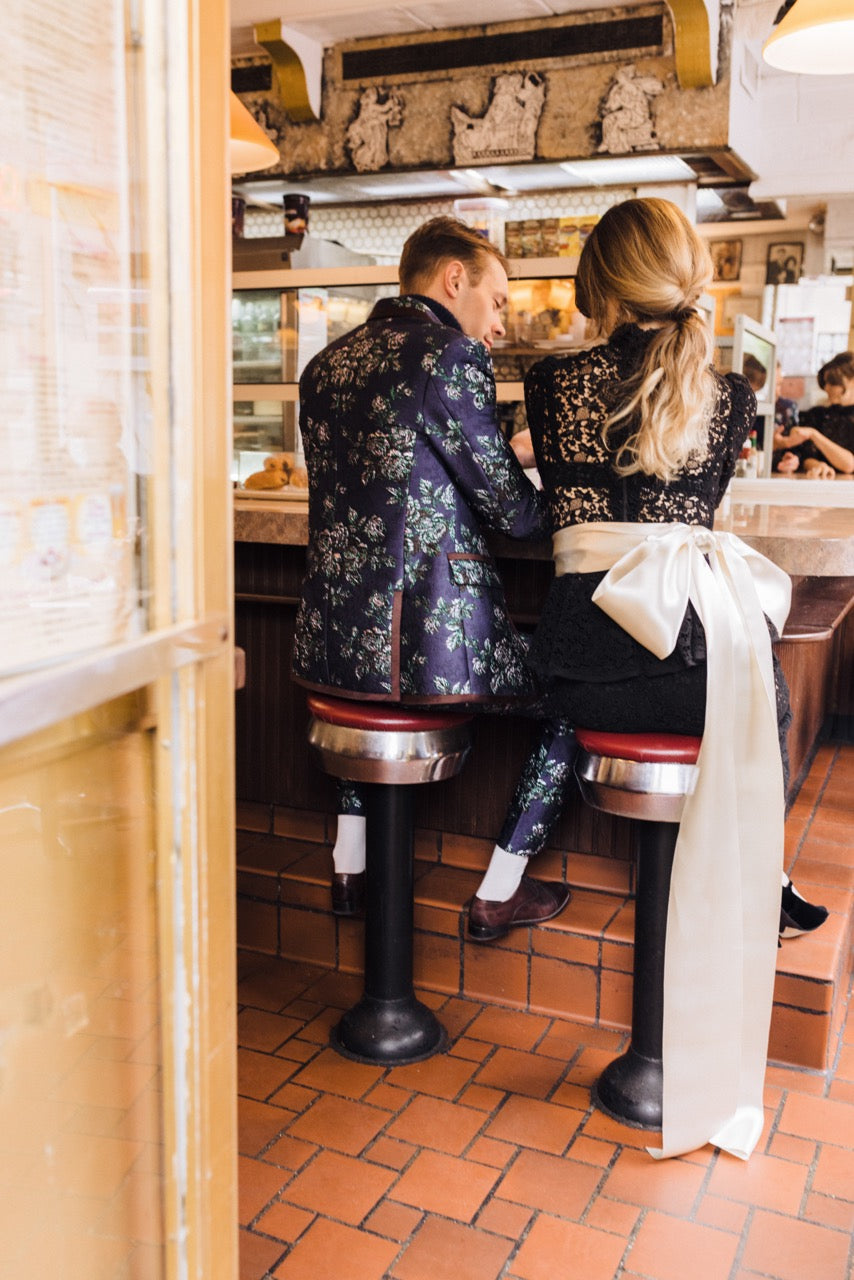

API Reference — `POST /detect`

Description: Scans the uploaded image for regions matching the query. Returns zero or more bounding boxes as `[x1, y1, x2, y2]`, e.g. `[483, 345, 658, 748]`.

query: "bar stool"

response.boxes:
[306, 693, 473, 1066]
[574, 728, 701, 1129]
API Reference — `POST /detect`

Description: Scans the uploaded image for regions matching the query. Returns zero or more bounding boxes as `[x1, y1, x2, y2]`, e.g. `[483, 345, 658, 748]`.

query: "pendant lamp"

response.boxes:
[762, 0, 854, 74]
[229, 91, 280, 173]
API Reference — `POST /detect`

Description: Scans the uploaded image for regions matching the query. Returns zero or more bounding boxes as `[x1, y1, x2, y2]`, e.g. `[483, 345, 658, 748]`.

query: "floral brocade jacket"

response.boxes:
[292, 296, 550, 703]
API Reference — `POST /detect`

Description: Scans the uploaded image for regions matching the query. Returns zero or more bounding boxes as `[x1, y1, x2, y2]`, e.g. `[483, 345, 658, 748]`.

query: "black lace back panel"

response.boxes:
[525, 324, 755, 531]
[524, 324, 758, 695]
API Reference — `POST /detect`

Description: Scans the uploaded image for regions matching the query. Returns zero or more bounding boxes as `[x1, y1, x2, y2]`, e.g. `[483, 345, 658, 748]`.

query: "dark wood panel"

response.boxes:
[777, 636, 834, 793]
[830, 606, 854, 738]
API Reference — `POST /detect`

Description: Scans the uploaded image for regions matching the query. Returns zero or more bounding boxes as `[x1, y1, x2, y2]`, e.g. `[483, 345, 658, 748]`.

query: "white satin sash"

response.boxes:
[554, 521, 791, 1161]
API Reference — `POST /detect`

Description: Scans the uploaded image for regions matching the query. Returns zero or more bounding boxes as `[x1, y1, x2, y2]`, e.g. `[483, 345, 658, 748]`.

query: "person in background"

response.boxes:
[742, 353, 767, 397]
[774, 361, 799, 434]
[740, 354, 767, 464]
[771, 360, 801, 472]
[793, 351, 854, 475]
[521, 197, 827, 1159]
[293, 216, 575, 941]
[775, 353, 854, 476]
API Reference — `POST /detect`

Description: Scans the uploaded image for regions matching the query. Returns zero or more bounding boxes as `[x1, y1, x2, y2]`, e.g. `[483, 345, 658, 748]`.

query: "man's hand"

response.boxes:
[509, 428, 536, 469]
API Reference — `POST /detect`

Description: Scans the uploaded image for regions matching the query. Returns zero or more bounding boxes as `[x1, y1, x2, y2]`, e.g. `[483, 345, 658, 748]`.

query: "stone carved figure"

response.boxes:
[597, 64, 663, 154]
[346, 88, 405, 171]
[451, 72, 546, 166]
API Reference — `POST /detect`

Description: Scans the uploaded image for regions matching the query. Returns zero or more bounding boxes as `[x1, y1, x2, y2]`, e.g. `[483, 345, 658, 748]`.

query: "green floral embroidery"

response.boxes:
[339, 624, 392, 684]
[470, 629, 530, 693]
[430, 676, 473, 696]
[403, 480, 456, 583]
[421, 595, 476, 650]
[313, 509, 396, 582]
[424, 413, 467, 456]
[292, 602, 322, 672]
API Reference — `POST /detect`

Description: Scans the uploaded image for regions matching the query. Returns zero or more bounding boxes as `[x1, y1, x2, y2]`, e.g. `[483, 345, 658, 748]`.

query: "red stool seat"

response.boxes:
[574, 728, 701, 823]
[574, 729, 701, 766]
[306, 693, 473, 786]
[307, 693, 473, 734]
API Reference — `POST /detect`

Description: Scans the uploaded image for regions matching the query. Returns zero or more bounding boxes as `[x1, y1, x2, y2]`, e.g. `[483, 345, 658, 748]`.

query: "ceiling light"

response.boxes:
[559, 155, 696, 186]
[762, 0, 854, 74]
[696, 188, 727, 217]
[229, 92, 280, 174]
[448, 168, 501, 194]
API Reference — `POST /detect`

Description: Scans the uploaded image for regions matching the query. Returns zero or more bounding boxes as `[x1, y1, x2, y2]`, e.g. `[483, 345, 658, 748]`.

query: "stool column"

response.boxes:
[594, 820, 678, 1129]
[331, 783, 448, 1065]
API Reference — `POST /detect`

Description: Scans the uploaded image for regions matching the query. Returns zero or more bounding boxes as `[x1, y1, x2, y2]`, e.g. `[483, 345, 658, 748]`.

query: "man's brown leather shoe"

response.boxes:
[468, 876, 571, 942]
[331, 872, 366, 918]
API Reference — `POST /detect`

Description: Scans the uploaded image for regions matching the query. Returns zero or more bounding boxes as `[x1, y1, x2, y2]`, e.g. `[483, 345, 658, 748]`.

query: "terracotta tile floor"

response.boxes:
[237, 745, 854, 1280]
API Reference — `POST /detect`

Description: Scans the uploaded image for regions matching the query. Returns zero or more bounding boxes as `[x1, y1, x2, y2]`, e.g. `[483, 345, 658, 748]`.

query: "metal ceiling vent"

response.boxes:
[341, 14, 665, 81]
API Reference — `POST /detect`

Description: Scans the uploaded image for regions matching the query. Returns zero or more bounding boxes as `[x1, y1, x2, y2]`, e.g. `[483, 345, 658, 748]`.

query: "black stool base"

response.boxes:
[330, 995, 449, 1066]
[592, 1045, 662, 1130]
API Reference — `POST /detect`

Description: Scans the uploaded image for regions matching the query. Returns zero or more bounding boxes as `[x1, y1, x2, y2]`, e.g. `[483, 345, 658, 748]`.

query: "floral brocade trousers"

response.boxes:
[338, 707, 578, 860]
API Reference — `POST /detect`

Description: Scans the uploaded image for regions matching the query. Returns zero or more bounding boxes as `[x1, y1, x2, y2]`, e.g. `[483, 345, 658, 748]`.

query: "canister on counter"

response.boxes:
[284, 193, 310, 235]
[232, 196, 246, 238]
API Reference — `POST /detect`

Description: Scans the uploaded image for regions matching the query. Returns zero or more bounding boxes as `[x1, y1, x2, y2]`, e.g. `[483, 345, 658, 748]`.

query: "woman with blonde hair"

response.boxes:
[526, 197, 769, 734]
[523, 197, 825, 1161]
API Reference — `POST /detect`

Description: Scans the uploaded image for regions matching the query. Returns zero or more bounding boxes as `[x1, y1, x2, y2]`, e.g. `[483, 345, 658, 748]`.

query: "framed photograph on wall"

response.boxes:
[765, 242, 804, 285]
[710, 238, 742, 282]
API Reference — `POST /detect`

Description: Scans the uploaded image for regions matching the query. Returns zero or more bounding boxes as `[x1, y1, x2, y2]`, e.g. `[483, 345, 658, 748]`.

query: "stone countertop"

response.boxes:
[234, 496, 854, 577]
[234, 496, 308, 546]
[715, 503, 854, 576]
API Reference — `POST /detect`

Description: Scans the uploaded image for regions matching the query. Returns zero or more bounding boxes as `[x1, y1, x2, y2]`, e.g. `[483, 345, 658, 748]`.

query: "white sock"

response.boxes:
[475, 845, 528, 903]
[332, 814, 366, 874]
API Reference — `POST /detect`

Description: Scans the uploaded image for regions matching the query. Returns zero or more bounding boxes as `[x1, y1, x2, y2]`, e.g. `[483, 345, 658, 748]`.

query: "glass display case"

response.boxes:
[231, 258, 580, 488]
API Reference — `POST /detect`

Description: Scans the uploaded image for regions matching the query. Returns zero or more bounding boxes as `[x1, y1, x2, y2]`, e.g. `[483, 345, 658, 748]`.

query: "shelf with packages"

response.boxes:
[231, 257, 580, 487]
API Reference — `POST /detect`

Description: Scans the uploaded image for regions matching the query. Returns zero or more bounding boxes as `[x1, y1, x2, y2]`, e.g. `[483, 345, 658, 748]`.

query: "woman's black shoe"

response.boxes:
[780, 880, 829, 939]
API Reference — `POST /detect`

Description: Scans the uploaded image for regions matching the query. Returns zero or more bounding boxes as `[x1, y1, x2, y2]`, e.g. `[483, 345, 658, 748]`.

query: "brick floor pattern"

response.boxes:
[237, 744, 854, 1280]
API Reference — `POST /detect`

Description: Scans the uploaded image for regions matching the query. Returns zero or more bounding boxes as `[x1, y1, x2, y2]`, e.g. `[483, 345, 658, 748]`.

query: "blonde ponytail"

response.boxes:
[576, 198, 716, 482]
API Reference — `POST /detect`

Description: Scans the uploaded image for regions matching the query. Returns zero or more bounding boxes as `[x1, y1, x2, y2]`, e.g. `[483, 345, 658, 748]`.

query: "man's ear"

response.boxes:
[441, 259, 465, 300]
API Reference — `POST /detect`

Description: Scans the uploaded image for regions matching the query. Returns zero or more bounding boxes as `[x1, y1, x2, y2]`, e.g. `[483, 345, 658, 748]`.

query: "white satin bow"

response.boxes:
[554, 521, 791, 1160]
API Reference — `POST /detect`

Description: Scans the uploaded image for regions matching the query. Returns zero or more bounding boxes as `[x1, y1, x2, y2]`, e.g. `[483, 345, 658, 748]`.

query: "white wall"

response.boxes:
[730, 0, 854, 204]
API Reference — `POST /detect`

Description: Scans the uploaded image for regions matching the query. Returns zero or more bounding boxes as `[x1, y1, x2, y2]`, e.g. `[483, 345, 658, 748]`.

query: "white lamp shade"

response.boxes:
[229, 91, 280, 173]
[762, 0, 854, 74]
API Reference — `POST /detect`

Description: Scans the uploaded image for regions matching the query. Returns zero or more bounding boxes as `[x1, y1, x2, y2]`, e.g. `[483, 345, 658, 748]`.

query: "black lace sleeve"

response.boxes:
[717, 371, 756, 503]
[524, 358, 557, 469]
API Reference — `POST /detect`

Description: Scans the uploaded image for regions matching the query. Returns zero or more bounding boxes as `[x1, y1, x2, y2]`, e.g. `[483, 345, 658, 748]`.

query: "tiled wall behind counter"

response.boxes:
[243, 188, 634, 261]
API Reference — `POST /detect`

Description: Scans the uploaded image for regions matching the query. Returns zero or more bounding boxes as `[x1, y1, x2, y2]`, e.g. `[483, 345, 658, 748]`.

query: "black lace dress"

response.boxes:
[525, 324, 791, 770]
